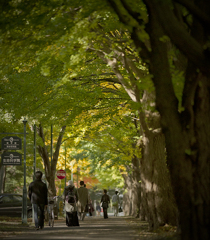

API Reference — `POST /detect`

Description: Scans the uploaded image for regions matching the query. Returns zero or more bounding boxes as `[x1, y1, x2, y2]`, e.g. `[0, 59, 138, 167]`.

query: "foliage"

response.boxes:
[0, 0, 151, 194]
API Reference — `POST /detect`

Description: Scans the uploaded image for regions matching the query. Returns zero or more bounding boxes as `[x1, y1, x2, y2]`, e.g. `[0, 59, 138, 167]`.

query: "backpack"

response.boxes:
[66, 188, 76, 204]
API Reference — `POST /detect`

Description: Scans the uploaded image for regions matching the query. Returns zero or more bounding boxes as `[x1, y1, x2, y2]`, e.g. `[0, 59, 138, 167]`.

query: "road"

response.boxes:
[3, 216, 140, 240]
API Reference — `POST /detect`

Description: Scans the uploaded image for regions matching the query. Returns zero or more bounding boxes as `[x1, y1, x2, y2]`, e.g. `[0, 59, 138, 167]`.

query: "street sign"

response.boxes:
[56, 169, 66, 179]
[2, 136, 22, 150]
[1, 152, 22, 165]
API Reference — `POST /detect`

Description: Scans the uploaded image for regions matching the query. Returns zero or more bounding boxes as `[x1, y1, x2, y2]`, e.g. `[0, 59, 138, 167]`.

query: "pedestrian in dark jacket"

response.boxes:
[28, 171, 48, 230]
[101, 189, 110, 219]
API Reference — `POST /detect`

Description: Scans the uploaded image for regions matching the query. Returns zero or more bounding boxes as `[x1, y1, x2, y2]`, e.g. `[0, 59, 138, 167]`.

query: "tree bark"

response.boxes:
[121, 170, 133, 216]
[122, 156, 141, 217]
[140, 129, 177, 230]
[140, 1, 210, 239]
[130, 155, 141, 217]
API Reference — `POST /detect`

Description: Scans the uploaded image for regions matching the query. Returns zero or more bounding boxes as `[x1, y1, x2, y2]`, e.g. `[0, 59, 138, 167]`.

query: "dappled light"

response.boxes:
[0, 1, 209, 240]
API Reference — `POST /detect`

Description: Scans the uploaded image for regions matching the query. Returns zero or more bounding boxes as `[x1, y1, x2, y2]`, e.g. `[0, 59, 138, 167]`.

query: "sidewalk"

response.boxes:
[0, 216, 179, 240]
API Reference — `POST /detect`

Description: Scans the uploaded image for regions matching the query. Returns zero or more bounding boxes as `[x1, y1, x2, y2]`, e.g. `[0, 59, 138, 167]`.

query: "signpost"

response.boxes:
[1, 152, 22, 165]
[0, 119, 28, 224]
[22, 119, 27, 224]
[1, 136, 22, 150]
[56, 169, 66, 197]
[56, 169, 66, 179]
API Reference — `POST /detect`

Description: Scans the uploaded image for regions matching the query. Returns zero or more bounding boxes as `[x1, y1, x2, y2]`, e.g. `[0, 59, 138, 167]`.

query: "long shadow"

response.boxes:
[4, 217, 139, 240]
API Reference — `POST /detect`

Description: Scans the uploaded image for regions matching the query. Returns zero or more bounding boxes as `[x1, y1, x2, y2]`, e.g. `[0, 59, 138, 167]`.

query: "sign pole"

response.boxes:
[65, 144, 66, 188]
[51, 125, 53, 168]
[33, 124, 36, 180]
[77, 167, 78, 189]
[32, 124, 36, 223]
[22, 118, 27, 224]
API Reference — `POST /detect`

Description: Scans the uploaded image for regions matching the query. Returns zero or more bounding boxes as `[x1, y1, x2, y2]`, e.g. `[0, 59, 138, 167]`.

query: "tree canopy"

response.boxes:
[1, 1, 210, 239]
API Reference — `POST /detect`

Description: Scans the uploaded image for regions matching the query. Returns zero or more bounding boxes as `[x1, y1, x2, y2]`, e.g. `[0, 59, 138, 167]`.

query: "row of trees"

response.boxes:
[0, 1, 209, 239]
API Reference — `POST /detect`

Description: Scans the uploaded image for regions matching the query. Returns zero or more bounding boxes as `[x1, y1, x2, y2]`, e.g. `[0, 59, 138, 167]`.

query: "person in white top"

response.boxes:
[112, 191, 120, 216]
[63, 180, 79, 226]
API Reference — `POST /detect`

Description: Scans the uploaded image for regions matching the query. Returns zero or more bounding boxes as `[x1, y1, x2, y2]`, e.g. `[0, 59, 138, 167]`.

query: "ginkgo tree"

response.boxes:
[1, 0, 177, 230]
[30, 4, 176, 227]
[105, 1, 210, 239]
[57, 143, 125, 191]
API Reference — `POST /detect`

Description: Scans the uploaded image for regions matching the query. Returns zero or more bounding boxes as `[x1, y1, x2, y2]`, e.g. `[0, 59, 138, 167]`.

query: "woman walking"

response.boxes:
[88, 200, 94, 217]
[96, 202, 101, 216]
[101, 189, 110, 219]
[63, 180, 79, 227]
[112, 191, 120, 216]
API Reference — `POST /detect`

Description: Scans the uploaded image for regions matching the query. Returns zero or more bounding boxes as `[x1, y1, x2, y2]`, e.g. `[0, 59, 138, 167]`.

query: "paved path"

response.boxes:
[3, 216, 140, 240]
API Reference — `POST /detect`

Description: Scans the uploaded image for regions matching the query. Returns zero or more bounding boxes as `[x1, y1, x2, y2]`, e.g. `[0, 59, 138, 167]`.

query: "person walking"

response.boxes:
[101, 189, 110, 219]
[112, 191, 120, 216]
[84, 183, 94, 217]
[28, 171, 48, 230]
[63, 180, 79, 227]
[88, 199, 94, 217]
[96, 202, 101, 216]
[77, 181, 89, 221]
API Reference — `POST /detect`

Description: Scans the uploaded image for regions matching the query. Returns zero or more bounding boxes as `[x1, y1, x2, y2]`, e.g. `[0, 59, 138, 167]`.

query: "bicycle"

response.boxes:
[48, 196, 58, 227]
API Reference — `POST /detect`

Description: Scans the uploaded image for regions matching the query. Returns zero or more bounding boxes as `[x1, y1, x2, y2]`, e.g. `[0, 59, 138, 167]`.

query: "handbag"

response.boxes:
[119, 206, 123, 212]
[112, 201, 118, 207]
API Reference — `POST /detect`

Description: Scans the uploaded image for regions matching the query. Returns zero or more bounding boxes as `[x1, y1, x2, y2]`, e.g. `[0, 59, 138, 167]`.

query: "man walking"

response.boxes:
[77, 181, 89, 221]
[101, 189, 110, 219]
[28, 171, 48, 230]
[112, 191, 120, 216]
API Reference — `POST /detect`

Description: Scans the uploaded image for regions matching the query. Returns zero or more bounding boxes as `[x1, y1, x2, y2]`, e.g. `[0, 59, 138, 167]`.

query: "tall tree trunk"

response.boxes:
[37, 124, 66, 196]
[174, 73, 210, 240]
[130, 155, 141, 217]
[121, 156, 141, 217]
[140, 130, 177, 230]
[142, 2, 210, 239]
[121, 170, 133, 216]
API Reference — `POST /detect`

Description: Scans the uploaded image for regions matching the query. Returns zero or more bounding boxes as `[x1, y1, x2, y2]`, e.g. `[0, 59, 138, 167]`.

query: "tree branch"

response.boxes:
[52, 125, 66, 172]
[174, 0, 210, 25]
[143, 0, 210, 73]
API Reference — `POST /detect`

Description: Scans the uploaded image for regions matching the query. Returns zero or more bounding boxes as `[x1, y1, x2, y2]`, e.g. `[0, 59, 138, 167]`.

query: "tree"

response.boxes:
[36, 124, 66, 196]
[69, 10, 177, 226]
[107, 0, 210, 239]
[71, 106, 176, 224]
[1, 0, 177, 229]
